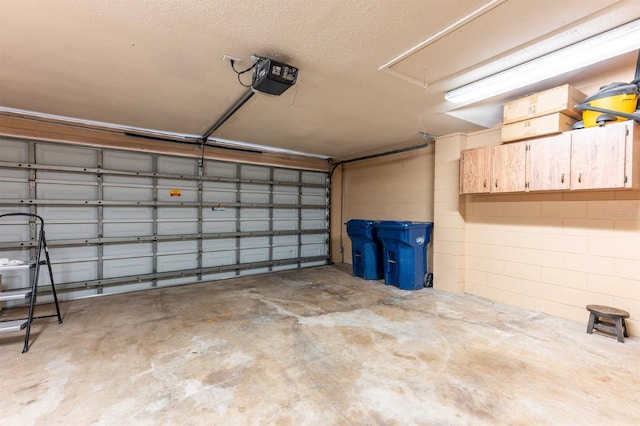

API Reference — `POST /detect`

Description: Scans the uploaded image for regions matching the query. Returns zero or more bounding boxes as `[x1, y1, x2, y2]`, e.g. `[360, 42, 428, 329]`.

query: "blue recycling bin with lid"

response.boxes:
[376, 221, 433, 290]
[345, 219, 384, 280]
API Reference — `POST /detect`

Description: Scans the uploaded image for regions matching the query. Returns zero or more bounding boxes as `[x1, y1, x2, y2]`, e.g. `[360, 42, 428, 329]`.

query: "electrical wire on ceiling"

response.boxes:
[230, 60, 257, 88]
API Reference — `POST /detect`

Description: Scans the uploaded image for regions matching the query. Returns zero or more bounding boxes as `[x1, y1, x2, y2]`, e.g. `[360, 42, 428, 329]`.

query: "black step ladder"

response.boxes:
[0, 213, 63, 352]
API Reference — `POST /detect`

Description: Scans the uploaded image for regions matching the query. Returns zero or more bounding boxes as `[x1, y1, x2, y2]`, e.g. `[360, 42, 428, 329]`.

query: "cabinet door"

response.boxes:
[460, 146, 491, 194]
[571, 122, 627, 190]
[527, 133, 571, 191]
[491, 142, 526, 193]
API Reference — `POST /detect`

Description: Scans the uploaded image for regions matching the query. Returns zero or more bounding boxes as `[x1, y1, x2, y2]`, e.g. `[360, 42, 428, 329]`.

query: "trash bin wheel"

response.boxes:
[424, 272, 434, 288]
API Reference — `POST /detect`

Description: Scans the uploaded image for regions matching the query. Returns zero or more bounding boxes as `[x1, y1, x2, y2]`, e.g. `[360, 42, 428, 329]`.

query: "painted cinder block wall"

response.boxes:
[330, 147, 435, 266]
[460, 128, 640, 333]
[334, 55, 639, 333]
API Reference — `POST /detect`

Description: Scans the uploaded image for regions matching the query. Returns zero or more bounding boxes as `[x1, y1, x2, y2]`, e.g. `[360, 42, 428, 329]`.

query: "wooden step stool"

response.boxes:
[586, 305, 630, 343]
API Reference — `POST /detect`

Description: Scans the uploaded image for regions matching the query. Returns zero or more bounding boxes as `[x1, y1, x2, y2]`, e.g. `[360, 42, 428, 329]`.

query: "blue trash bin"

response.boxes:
[345, 219, 384, 280]
[376, 221, 433, 290]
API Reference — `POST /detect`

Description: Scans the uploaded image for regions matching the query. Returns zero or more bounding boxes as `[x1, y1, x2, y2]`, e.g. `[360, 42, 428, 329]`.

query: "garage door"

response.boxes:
[0, 137, 328, 303]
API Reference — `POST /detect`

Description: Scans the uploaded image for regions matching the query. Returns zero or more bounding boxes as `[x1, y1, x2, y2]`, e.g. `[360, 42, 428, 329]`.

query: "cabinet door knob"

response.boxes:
[495, 179, 498, 188]
[578, 172, 582, 183]
[561, 173, 565, 183]
[483, 179, 487, 188]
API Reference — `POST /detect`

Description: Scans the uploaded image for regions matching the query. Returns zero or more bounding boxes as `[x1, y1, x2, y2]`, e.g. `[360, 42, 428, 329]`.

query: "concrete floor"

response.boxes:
[0, 264, 638, 425]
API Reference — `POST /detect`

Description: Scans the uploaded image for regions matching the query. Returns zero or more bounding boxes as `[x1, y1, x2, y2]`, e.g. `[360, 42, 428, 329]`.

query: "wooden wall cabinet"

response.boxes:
[527, 133, 571, 191]
[460, 146, 491, 194]
[492, 142, 526, 193]
[570, 120, 639, 190]
[459, 121, 639, 195]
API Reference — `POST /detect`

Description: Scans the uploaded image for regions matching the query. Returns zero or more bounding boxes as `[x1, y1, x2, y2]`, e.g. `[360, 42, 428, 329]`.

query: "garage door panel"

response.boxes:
[301, 194, 326, 205]
[240, 237, 269, 248]
[47, 223, 98, 240]
[104, 257, 153, 278]
[241, 165, 269, 180]
[302, 209, 325, 219]
[202, 238, 236, 251]
[37, 183, 97, 200]
[50, 246, 98, 261]
[301, 260, 326, 268]
[203, 207, 236, 220]
[239, 267, 269, 276]
[0, 206, 30, 216]
[104, 222, 153, 237]
[40, 261, 97, 286]
[273, 235, 298, 245]
[301, 234, 326, 244]
[0, 138, 327, 301]
[202, 220, 236, 233]
[203, 250, 236, 267]
[36, 144, 97, 168]
[273, 245, 297, 260]
[157, 221, 198, 235]
[203, 189, 236, 203]
[38, 170, 97, 183]
[273, 220, 298, 231]
[158, 253, 198, 272]
[273, 169, 299, 183]
[38, 206, 98, 221]
[157, 240, 198, 254]
[273, 192, 298, 204]
[103, 243, 153, 257]
[202, 272, 236, 280]
[240, 248, 268, 263]
[274, 208, 297, 219]
[103, 151, 153, 172]
[272, 264, 298, 272]
[205, 161, 237, 178]
[0, 181, 29, 199]
[103, 175, 154, 186]
[158, 207, 197, 220]
[103, 186, 154, 201]
[157, 187, 198, 202]
[302, 220, 326, 230]
[157, 156, 198, 175]
[0, 223, 29, 242]
[301, 243, 326, 257]
[0, 268, 29, 289]
[0, 138, 28, 161]
[240, 208, 269, 219]
[240, 221, 269, 232]
[103, 207, 153, 221]
[240, 189, 269, 203]
[301, 171, 325, 184]
[102, 281, 154, 295]
[0, 168, 29, 180]
[157, 276, 198, 287]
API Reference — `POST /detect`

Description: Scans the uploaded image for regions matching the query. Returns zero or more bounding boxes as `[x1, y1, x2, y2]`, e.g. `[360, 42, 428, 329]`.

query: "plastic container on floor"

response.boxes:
[376, 221, 433, 290]
[345, 219, 384, 280]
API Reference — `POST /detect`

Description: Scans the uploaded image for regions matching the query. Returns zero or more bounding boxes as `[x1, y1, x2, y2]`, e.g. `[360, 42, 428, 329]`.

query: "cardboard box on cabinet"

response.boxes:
[501, 112, 577, 143]
[503, 84, 586, 124]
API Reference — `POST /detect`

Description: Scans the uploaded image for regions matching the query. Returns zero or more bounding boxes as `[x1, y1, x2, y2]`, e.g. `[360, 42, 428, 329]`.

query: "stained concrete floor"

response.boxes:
[0, 264, 638, 425]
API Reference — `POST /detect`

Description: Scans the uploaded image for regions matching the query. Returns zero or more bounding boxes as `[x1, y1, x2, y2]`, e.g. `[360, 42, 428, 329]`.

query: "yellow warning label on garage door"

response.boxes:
[169, 189, 181, 197]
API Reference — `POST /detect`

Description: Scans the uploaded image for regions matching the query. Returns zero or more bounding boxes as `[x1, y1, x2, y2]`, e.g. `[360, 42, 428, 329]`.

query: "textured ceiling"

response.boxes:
[1, 0, 639, 159]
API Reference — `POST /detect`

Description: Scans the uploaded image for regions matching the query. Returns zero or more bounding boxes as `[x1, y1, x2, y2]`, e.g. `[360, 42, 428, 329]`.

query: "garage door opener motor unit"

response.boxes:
[252, 55, 298, 95]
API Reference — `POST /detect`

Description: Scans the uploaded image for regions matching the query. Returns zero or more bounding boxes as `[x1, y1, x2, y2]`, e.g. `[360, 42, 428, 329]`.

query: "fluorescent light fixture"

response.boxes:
[445, 19, 640, 105]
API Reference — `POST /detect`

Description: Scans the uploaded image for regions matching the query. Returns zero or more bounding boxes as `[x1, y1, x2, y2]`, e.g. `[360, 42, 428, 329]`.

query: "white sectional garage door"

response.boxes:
[0, 137, 328, 303]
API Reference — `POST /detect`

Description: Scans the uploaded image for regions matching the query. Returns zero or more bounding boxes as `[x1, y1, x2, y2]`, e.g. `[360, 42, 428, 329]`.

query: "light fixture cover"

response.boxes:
[445, 19, 640, 105]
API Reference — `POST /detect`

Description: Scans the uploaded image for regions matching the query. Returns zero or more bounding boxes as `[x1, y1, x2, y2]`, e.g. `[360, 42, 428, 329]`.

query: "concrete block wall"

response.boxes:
[433, 133, 466, 294]
[462, 129, 640, 333]
[330, 146, 435, 265]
